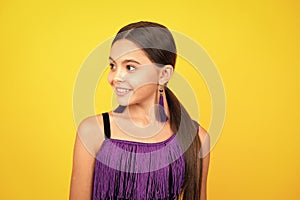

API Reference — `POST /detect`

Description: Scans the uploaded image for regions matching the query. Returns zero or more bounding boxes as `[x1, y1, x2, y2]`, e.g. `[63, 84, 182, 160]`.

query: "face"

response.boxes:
[108, 39, 160, 106]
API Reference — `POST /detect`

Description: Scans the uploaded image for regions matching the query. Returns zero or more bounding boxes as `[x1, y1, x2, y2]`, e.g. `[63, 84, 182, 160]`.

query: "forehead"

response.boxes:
[110, 39, 151, 62]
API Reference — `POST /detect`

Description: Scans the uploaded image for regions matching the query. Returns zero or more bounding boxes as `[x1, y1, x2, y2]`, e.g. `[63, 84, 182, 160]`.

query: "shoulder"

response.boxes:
[193, 120, 210, 158]
[77, 114, 104, 134]
[198, 125, 209, 145]
[192, 120, 209, 142]
[76, 113, 106, 157]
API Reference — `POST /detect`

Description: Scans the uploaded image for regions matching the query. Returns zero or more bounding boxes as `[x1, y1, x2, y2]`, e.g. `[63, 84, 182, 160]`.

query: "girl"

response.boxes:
[70, 21, 210, 200]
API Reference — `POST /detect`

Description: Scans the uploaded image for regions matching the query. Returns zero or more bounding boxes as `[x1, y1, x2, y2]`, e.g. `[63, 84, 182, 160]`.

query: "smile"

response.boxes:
[114, 87, 133, 96]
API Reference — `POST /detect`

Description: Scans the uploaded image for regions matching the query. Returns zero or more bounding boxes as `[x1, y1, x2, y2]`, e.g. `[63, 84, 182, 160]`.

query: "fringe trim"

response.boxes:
[92, 135, 185, 199]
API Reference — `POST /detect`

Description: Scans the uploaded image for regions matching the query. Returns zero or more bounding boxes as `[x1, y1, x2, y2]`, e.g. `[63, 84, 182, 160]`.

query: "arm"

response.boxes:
[69, 115, 105, 200]
[198, 125, 210, 200]
[69, 133, 95, 200]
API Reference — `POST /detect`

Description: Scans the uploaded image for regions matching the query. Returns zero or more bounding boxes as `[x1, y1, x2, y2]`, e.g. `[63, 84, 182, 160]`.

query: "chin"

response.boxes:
[116, 99, 130, 106]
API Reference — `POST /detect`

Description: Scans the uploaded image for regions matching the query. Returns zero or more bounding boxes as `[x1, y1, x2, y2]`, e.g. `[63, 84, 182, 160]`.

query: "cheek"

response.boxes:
[130, 84, 157, 103]
[131, 70, 158, 87]
[130, 71, 158, 94]
[107, 72, 113, 86]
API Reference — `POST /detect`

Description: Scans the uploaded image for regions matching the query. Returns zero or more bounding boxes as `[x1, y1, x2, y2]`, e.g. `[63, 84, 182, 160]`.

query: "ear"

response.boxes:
[158, 64, 174, 85]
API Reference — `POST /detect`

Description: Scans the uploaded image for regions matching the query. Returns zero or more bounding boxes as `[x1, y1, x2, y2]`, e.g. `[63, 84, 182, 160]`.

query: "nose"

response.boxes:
[112, 66, 126, 83]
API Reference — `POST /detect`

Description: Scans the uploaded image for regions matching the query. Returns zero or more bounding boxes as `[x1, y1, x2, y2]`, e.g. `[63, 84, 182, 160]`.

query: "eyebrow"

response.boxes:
[109, 56, 141, 65]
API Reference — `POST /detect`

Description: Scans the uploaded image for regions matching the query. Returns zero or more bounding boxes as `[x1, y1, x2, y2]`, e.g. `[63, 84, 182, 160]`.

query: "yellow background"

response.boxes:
[1, 0, 299, 199]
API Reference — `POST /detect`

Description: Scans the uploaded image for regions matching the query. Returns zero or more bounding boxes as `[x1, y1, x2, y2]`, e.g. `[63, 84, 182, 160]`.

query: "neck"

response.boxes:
[122, 90, 170, 126]
[127, 104, 153, 125]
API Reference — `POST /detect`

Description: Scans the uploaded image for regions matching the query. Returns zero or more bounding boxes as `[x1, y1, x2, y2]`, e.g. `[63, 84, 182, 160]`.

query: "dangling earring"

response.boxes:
[158, 86, 169, 122]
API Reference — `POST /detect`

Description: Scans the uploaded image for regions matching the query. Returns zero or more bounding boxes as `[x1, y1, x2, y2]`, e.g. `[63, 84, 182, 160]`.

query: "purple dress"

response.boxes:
[92, 112, 189, 200]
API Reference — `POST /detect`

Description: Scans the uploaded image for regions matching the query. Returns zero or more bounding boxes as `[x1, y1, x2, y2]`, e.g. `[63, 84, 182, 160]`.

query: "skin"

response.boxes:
[107, 39, 174, 139]
[69, 39, 210, 200]
[108, 39, 172, 124]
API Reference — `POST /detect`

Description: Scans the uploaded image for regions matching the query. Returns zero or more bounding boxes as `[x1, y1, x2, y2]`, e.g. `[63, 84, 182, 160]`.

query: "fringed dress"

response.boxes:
[92, 112, 198, 200]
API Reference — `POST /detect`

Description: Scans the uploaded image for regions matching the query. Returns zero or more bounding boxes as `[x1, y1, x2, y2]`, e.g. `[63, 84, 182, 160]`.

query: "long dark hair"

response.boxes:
[111, 21, 202, 200]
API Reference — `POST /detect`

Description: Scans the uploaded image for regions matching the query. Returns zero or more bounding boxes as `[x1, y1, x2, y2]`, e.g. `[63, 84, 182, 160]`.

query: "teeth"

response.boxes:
[116, 88, 130, 93]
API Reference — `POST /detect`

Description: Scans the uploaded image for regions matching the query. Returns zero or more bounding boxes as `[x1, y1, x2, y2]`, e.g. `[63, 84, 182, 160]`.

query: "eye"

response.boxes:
[109, 63, 116, 70]
[126, 65, 136, 71]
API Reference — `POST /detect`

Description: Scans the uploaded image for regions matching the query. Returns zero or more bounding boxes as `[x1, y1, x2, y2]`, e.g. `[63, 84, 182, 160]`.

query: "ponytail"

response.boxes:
[165, 86, 202, 200]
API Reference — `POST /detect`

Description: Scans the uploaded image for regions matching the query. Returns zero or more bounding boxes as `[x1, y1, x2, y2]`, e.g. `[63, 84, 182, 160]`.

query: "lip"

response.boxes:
[114, 87, 133, 96]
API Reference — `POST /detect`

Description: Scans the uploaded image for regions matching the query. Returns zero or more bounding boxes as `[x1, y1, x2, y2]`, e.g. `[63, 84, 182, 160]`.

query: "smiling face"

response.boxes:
[108, 39, 160, 107]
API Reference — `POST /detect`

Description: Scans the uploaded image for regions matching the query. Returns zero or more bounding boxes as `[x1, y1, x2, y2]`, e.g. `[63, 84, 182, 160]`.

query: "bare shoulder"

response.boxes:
[76, 113, 106, 157]
[196, 124, 210, 158]
[77, 114, 104, 133]
[197, 125, 209, 143]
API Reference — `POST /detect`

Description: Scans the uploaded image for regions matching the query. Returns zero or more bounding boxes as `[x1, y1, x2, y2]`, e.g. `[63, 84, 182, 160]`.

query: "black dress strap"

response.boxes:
[102, 112, 111, 139]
